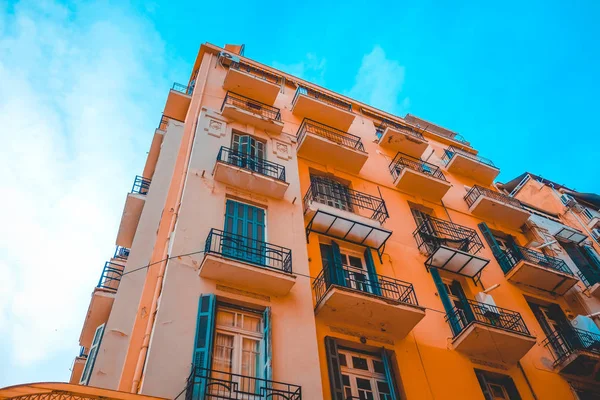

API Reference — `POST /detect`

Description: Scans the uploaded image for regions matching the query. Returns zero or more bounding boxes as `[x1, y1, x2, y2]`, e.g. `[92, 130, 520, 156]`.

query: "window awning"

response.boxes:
[554, 227, 587, 244]
[424, 245, 490, 281]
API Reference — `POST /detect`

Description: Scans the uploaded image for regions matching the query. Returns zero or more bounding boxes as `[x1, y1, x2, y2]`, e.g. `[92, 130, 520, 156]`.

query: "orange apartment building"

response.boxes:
[2, 43, 600, 400]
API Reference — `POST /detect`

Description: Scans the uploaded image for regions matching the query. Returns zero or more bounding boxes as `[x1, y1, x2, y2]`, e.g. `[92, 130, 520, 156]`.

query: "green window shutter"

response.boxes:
[474, 369, 493, 400]
[324, 336, 345, 400]
[381, 348, 401, 400]
[430, 268, 461, 335]
[502, 376, 522, 400]
[477, 222, 514, 274]
[223, 200, 266, 264]
[364, 247, 382, 296]
[450, 280, 475, 325]
[262, 307, 272, 382]
[79, 323, 105, 385]
[331, 240, 344, 287]
[191, 294, 216, 400]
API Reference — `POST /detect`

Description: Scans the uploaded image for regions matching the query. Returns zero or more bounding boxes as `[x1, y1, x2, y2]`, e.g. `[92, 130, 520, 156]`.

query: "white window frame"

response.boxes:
[339, 349, 391, 400]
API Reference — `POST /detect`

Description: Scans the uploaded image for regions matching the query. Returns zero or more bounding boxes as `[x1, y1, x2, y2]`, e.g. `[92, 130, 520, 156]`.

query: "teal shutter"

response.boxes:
[331, 241, 344, 287]
[478, 222, 514, 274]
[430, 268, 461, 335]
[450, 280, 475, 328]
[324, 337, 345, 400]
[79, 323, 105, 385]
[191, 294, 216, 400]
[381, 348, 401, 400]
[474, 370, 493, 400]
[364, 247, 382, 296]
[223, 200, 266, 265]
[262, 307, 272, 382]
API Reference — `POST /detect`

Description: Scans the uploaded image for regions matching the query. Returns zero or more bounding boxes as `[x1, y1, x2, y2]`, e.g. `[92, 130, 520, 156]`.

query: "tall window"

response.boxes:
[320, 244, 371, 294]
[310, 175, 353, 212]
[223, 200, 266, 265]
[474, 369, 522, 400]
[340, 349, 392, 400]
[79, 323, 105, 385]
[230, 133, 266, 175]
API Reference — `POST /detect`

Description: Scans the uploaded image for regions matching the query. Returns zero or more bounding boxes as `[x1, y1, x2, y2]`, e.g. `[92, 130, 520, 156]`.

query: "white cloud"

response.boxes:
[272, 53, 327, 85]
[0, 0, 173, 384]
[347, 45, 409, 115]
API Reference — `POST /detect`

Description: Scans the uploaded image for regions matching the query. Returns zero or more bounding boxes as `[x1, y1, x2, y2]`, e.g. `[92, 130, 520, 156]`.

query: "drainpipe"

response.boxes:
[517, 361, 538, 400]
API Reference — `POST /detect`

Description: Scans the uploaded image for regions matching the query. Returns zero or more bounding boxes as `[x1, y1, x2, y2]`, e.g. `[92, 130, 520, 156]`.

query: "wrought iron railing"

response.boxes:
[172, 82, 194, 96]
[375, 118, 425, 141]
[543, 327, 600, 366]
[442, 146, 497, 169]
[578, 269, 600, 288]
[293, 86, 352, 112]
[389, 152, 447, 182]
[97, 261, 125, 292]
[185, 367, 301, 400]
[217, 146, 286, 182]
[464, 185, 522, 209]
[313, 263, 418, 308]
[113, 246, 130, 261]
[445, 299, 530, 338]
[296, 119, 365, 152]
[303, 177, 388, 224]
[222, 92, 281, 121]
[204, 228, 292, 274]
[229, 61, 282, 85]
[514, 246, 573, 275]
[131, 175, 151, 195]
[413, 216, 484, 256]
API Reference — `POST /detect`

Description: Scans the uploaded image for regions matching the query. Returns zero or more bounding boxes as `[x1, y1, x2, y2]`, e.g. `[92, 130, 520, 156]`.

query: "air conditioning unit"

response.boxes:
[560, 193, 577, 208]
[219, 51, 240, 66]
[592, 229, 600, 241]
[571, 315, 600, 337]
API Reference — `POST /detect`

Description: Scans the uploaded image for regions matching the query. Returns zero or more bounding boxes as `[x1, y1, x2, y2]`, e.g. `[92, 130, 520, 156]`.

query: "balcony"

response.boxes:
[185, 367, 301, 400]
[116, 176, 150, 248]
[313, 264, 425, 338]
[221, 92, 284, 134]
[500, 246, 578, 295]
[199, 229, 296, 296]
[291, 86, 355, 131]
[213, 147, 289, 199]
[583, 209, 600, 230]
[97, 261, 125, 292]
[296, 119, 368, 173]
[69, 349, 87, 384]
[464, 185, 531, 230]
[223, 61, 282, 105]
[446, 300, 536, 364]
[578, 268, 600, 298]
[442, 146, 500, 186]
[389, 153, 451, 202]
[376, 119, 428, 159]
[544, 328, 600, 380]
[164, 82, 192, 122]
[413, 216, 490, 280]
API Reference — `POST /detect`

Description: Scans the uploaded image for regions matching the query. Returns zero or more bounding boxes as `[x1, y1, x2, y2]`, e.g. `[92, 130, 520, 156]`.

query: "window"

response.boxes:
[223, 200, 266, 265]
[310, 175, 353, 212]
[230, 133, 266, 175]
[474, 369, 522, 400]
[583, 208, 595, 222]
[319, 242, 380, 296]
[79, 323, 105, 385]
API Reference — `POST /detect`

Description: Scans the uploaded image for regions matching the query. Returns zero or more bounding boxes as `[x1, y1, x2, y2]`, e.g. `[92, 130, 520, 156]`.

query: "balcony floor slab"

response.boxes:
[213, 161, 289, 199]
[506, 259, 579, 295]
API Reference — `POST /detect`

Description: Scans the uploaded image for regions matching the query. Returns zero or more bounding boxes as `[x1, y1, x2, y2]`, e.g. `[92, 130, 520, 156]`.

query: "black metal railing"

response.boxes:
[445, 299, 530, 338]
[375, 118, 425, 141]
[515, 246, 573, 275]
[97, 262, 125, 292]
[543, 327, 600, 366]
[578, 269, 600, 289]
[131, 175, 151, 195]
[413, 216, 484, 256]
[205, 228, 292, 274]
[172, 82, 194, 96]
[303, 177, 388, 224]
[442, 146, 497, 169]
[313, 263, 418, 308]
[464, 185, 522, 209]
[217, 146, 286, 182]
[389, 152, 447, 182]
[222, 92, 281, 121]
[185, 367, 301, 400]
[229, 61, 282, 85]
[293, 86, 352, 112]
[113, 246, 130, 261]
[297, 119, 365, 152]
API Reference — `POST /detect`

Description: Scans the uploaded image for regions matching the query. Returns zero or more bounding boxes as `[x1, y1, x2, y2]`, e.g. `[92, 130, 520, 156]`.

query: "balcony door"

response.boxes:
[320, 242, 380, 296]
[310, 176, 353, 213]
[528, 302, 571, 359]
[223, 200, 265, 265]
[231, 133, 265, 174]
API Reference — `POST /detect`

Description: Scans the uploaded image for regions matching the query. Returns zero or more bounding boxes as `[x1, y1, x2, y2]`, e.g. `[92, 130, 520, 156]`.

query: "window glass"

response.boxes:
[352, 356, 369, 370]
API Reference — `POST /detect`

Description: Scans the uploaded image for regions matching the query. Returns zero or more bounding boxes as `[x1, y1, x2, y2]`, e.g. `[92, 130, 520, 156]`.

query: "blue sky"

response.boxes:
[0, 0, 599, 387]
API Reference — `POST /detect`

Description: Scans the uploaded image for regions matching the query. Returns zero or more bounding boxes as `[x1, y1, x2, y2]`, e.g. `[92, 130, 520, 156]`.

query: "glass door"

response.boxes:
[341, 252, 371, 294]
[232, 133, 265, 174]
[339, 350, 392, 400]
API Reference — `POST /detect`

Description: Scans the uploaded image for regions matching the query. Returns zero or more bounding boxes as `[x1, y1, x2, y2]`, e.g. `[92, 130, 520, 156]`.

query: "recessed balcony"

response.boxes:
[296, 119, 368, 173]
[115, 176, 150, 249]
[500, 246, 578, 295]
[442, 146, 500, 186]
[164, 82, 192, 122]
[199, 228, 296, 296]
[544, 328, 600, 381]
[447, 300, 536, 364]
[313, 264, 425, 338]
[389, 152, 451, 202]
[223, 61, 282, 105]
[291, 86, 355, 131]
[213, 146, 289, 199]
[413, 216, 490, 280]
[464, 185, 531, 230]
[376, 119, 428, 159]
[221, 92, 284, 134]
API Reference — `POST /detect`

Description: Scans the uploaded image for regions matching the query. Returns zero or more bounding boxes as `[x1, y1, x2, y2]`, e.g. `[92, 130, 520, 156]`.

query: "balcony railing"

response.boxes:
[413, 216, 484, 256]
[303, 177, 388, 224]
[79, 346, 88, 358]
[229, 61, 282, 85]
[389, 152, 447, 181]
[97, 261, 125, 292]
[293, 86, 352, 112]
[113, 246, 130, 261]
[313, 263, 418, 308]
[172, 82, 194, 96]
[445, 299, 530, 337]
[501, 245, 573, 276]
[185, 367, 301, 400]
[464, 185, 522, 209]
[442, 146, 497, 169]
[217, 146, 286, 182]
[222, 92, 281, 121]
[543, 327, 600, 366]
[578, 269, 600, 289]
[132, 175, 151, 195]
[204, 228, 292, 274]
[376, 118, 425, 141]
[297, 119, 365, 152]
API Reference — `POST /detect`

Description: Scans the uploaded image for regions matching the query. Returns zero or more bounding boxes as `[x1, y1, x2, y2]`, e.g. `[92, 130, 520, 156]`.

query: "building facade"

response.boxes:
[3, 43, 600, 400]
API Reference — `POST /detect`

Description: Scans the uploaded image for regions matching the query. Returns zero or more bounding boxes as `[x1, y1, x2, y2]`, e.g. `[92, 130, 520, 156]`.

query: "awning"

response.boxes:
[554, 227, 587, 244]
[0, 383, 166, 400]
[425, 245, 490, 280]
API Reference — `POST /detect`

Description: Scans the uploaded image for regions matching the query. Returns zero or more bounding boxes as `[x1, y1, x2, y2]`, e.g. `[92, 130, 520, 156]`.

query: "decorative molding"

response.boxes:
[216, 284, 271, 302]
[272, 139, 292, 161]
[469, 358, 509, 371]
[199, 107, 227, 138]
